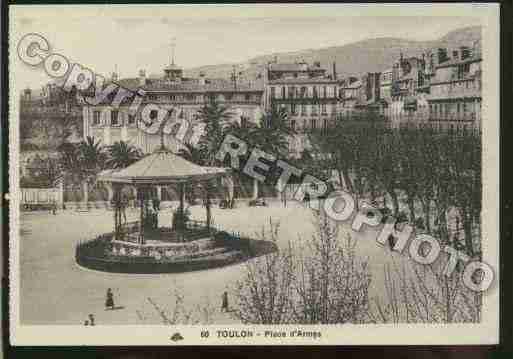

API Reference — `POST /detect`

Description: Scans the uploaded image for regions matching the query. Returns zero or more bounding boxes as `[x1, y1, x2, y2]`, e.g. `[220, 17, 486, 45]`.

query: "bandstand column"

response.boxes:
[205, 182, 211, 231]
[112, 183, 121, 241]
[138, 185, 145, 245]
[156, 186, 162, 201]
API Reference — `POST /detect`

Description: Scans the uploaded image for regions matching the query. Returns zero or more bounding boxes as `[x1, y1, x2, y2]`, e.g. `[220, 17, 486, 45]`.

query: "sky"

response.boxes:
[10, 4, 483, 89]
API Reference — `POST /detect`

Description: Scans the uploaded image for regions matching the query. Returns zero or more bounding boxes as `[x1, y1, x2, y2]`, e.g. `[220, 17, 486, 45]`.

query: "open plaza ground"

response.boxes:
[20, 199, 416, 325]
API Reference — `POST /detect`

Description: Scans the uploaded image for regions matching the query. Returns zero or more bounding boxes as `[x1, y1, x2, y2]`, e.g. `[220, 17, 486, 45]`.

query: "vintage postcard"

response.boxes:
[8, 4, 500, 345]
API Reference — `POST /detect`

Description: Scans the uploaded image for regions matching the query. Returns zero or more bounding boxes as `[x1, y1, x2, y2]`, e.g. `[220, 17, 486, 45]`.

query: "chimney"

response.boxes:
[332, 62, 337, 80]
[199, 71, 206, 86]
[138, 69, 146, 86]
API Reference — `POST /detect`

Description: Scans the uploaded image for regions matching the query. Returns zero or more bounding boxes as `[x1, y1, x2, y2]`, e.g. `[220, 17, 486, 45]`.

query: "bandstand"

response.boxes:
[97, 143, 232, 254]
[75, 140, 276, 274]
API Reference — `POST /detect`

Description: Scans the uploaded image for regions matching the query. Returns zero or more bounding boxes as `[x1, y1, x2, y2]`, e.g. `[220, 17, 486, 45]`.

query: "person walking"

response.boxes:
[88, 314, 95, 326]
[105, 288, 115, 310]
[221, 291, 229, 313]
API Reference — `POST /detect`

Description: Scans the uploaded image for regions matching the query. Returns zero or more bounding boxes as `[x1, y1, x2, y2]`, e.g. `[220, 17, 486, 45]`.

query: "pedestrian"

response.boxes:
[388, 234, 396, 250]
[88, 313, 95, 326]
[221, 291, 229, 312]
[105, 288, 115, 310]
[84, 320, 89, 326]
[51, 200, 57, 215]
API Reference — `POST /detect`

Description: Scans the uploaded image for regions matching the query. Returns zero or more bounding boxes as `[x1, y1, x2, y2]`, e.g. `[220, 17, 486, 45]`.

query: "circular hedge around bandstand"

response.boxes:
[75, 231, 277, 274]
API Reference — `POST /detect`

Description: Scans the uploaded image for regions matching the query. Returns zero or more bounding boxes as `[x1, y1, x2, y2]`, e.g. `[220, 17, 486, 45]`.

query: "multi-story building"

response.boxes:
[357, 72, 385, 116]
[379, 68, 393, 116]
[82, 61, 265, 154]
[390, 54, 431, 118]
[338, 76, 361, 119]
[265, 61, 339, 132]
[265, 61, 339, 157]
[427, 41, 482, 131]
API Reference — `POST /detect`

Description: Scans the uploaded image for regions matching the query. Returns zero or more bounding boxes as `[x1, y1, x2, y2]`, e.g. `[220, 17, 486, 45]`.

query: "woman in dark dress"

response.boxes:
[105, 288, 114, 310]
[221, 291, 229, 312]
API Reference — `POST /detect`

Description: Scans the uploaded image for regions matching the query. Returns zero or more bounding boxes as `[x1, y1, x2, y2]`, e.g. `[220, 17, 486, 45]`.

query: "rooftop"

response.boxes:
[99, 148, 229, 185]
[115, 77, 265, 93]
[436, 56, 482, 69]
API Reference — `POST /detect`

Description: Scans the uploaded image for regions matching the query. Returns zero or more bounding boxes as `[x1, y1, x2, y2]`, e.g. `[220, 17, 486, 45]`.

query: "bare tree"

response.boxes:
[368, 258, 480, 324]
[143, 290, 216, 325]
[233, 220, 295, 324]
[234, 214, 371, 325]
[292, 213, 371, 324]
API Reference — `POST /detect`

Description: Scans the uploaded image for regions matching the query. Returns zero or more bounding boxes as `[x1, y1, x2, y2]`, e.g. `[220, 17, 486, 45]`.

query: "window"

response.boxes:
[186, 94, 195, 101]
[128, 114, 136, 125]
[240, 116, 248, 128]
[93, 111, 101, 125]
[311, 104, 318, 115]
[169, 95, 176, 101]
[313, 87, 318, 98]
[270, 87, 276, 99]
[300, 87, 307, 98]
[281, 87, 286, 99]
[323, 118, 328, 130]
[321, 103, 327, 115]
[310, 118, 317, 129]
[288, 86, 295, 99]
[323, 86, 327, 98]
[111, 110, 119, 126]
[245, 94, 251, 101]
[291, 120, 296, 130]
[301, 104, 307, 115]
[291, 103, 297, 115]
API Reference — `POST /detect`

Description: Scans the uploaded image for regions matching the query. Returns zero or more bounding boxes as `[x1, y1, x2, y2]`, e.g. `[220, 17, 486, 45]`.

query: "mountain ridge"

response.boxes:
[183, 25, 481, 80]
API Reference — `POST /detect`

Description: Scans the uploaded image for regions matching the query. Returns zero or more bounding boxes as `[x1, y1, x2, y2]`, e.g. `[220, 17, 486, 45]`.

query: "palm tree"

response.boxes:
[79, 136, 106, 173]
[242, 107, 292, 200]
[261, 105, 295, 137]
[177, 141, 206, 166]
[106, 140, 143, 169]
[76, 136, 106, 204]
[197, 100, 233, 166]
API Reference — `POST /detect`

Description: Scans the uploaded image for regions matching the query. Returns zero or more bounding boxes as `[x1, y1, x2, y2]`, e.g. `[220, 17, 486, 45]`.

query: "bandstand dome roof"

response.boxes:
[98, 148, 230, 185]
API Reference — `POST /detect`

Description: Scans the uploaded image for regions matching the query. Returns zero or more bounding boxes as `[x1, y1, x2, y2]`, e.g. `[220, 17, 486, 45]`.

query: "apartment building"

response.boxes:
[427, 42, 482, 131]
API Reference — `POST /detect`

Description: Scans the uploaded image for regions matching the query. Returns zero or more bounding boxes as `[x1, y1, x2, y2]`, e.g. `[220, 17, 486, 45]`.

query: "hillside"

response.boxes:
[184, 26, 481, 79]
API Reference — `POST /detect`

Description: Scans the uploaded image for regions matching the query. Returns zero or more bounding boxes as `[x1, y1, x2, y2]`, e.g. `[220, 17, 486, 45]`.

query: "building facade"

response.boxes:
[427, 42, 482, 131]
[265, 61, 340, 156]
[82, 62, 265, 154]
